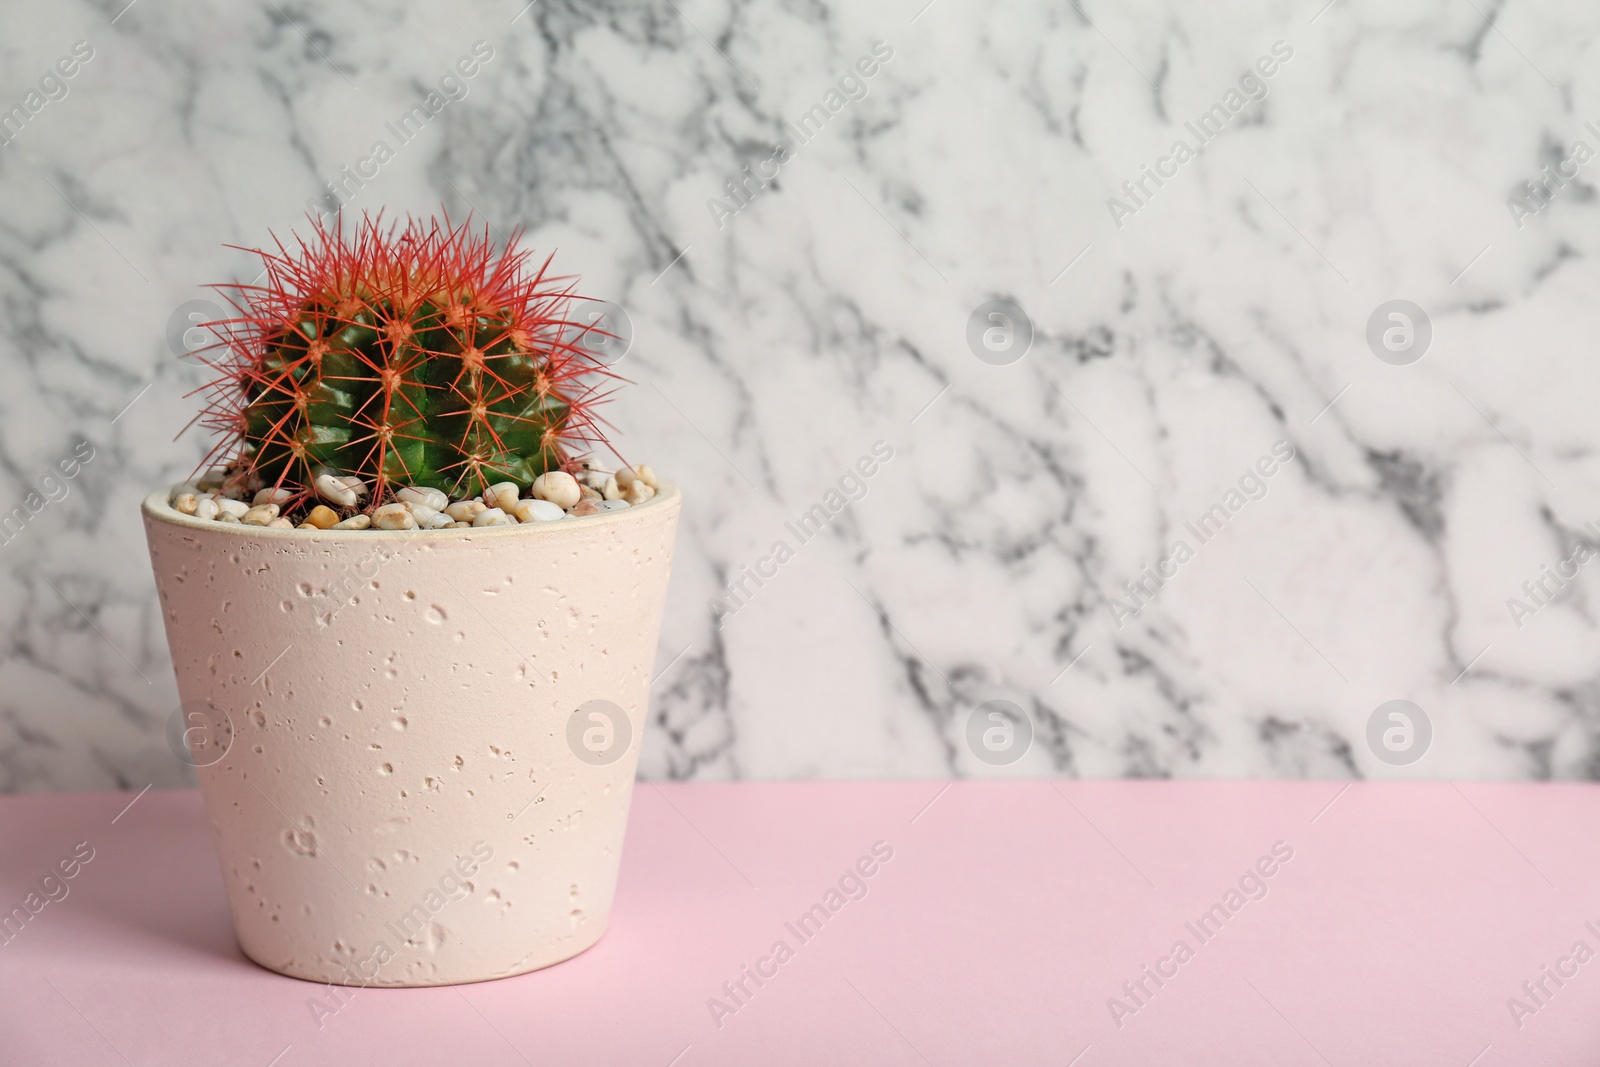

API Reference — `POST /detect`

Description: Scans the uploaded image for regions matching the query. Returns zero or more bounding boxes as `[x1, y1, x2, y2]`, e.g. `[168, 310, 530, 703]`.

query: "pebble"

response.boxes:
[178, 460, 661, 533]
[511, 498, 564, 523]
[472, 507, 515, 527]
[532, 471, 581, 509]
[615, 464, 658, 491]
[372, 504, 416, 530]
[396, 486, 448, 511]
[483, 481, 520, 512]
[445, 500, 486, 522]
[253, 487, 295, 508]
[315, 471, 366, 508]
[305, 505, 340, 529]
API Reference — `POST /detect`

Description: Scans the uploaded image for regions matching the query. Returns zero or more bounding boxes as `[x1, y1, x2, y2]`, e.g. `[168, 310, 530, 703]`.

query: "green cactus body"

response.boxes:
[201, 216, 611, 507]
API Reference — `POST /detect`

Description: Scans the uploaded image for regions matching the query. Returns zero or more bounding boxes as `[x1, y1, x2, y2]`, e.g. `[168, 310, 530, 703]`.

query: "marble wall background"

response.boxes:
[2, 0, 1598, 792]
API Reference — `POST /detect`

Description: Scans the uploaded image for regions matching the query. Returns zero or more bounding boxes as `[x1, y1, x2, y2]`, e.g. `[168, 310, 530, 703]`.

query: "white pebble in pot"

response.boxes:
[314, 471, 366, 508]
[472, 507, 515, 527]
[482, 481, 521, 512]
[397, 486, 448, 511]
[445, 500, 487, 522]
[242, 504, 279, 526]
[253, 487, 295, 507]
[531, 471, 581, 509]
[512, 499, 565, 523]
[372, 504, 416, 530]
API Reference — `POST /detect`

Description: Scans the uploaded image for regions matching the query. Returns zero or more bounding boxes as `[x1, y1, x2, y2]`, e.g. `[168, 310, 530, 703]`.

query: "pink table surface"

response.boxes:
[1, 780, 1598, 1066]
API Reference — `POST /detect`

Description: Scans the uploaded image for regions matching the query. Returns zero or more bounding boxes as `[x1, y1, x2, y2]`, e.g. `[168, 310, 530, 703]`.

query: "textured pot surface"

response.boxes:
[142, 485, 680, 986]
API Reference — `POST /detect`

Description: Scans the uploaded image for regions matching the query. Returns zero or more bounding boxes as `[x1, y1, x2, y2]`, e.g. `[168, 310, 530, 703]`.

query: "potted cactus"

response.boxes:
[142, 213, 679, 987]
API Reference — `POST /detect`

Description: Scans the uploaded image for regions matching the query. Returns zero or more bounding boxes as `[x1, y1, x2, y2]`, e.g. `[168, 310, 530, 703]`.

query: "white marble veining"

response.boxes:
[2, 0, 1598, 791]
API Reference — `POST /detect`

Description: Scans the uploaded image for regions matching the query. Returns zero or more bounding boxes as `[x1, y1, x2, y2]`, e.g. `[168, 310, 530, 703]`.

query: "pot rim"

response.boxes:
[141, 479, 680, 539]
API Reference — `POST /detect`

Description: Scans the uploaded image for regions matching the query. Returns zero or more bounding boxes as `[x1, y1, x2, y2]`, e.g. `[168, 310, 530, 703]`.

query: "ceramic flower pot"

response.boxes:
[141, 483, 680, 987]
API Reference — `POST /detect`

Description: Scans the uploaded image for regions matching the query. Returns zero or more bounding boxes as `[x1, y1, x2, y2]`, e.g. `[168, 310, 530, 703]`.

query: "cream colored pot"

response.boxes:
[141, 483, 679, 987]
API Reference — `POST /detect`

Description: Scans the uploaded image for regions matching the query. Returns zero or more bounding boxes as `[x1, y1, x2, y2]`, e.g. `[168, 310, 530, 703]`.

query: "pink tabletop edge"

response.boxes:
[1, 780, 1598, 1067]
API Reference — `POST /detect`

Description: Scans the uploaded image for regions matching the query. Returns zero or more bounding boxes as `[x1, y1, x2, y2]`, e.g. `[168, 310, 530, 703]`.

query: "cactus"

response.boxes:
[192, 212, 615, 508]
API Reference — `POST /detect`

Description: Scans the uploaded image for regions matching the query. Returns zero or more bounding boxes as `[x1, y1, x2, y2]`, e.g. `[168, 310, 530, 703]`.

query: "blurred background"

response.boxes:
[2, 0, 1596, 792]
